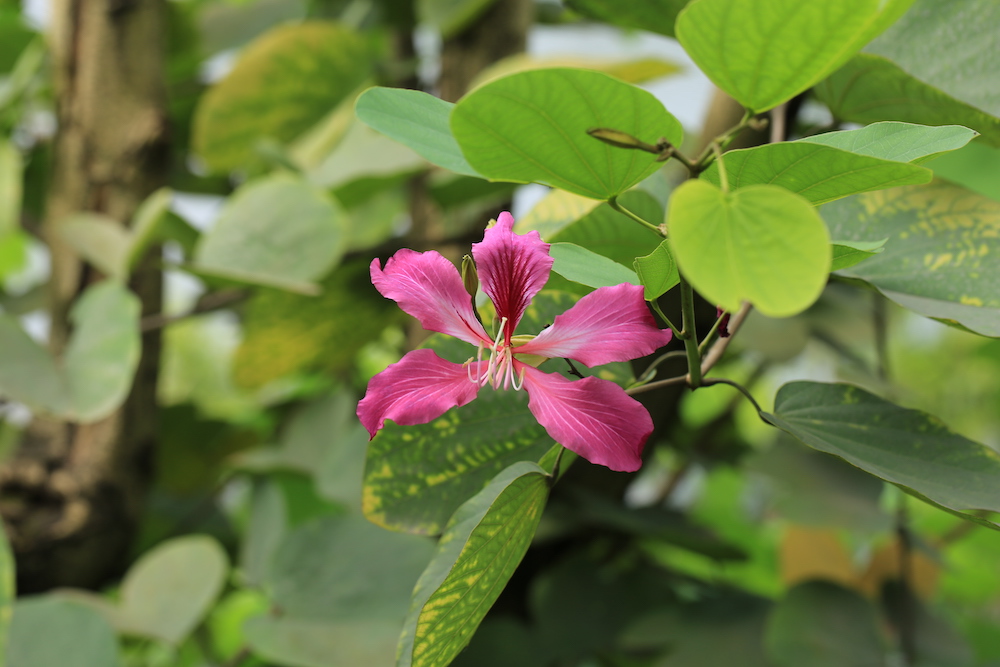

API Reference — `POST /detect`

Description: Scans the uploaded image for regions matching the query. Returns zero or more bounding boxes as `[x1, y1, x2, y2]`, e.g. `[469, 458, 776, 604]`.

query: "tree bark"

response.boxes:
[0, 0, 169, 592]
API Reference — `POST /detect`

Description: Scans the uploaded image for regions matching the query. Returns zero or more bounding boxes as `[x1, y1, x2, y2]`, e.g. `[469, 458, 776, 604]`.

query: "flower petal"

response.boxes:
[520, 364, 650, 472]
[371, 250, 491, 347]
[472, 211, 552, 339]
[357, 349, 486, 437]
[516, 283, 672, 366]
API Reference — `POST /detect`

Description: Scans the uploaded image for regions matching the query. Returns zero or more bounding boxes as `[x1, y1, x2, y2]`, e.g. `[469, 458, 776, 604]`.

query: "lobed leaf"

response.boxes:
[549, 242, 640, 289]
[801, 121, 977, 164]
[633, 239, 679, 300]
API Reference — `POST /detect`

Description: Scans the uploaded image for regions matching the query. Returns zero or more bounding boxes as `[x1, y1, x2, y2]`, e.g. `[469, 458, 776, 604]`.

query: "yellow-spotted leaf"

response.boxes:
[668, 180, 831, 317]
[397, 462, 550, 667]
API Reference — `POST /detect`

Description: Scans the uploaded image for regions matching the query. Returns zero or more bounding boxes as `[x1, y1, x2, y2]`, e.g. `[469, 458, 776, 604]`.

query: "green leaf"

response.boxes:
[830, 238, 887, 272]
[816, 54, 1000, 147]
[821, 182, 1000, 336]
[930, 140, 1000, 203]
[563, 0, 689, 38]
[763, 381, 1000, 528]
[193, 174, 347, 293]
[58, 213, 131, 281]
[451, 68, 683, 199]
[269, 515, 433, 621]
[356, 87, 478, 177]
[0, 316, 69, 415]
[801, 122, 978, 164]
[676, 0, 914, 113]
[126, 187, 173, 269]
[668, 180, 831, 317]
[6, 596, 119, 667]
[308, 118, 426, 189]
[471, 55, 682, 90]
[702, 142, 932, 206]
[115, 535, 228, 645]
[765, 581, 885, 667]
[418, 0, 497, 38]
[364, 387, 554, 535]
[0, 521, 12, 654]
[244, 615, 401, 667]
[633, 239, 679, 300]
[232, 259, 401, 388]
[64, 281, 141, 422]
[549, 242, 639, 289]
[397, 462, 549, 667]
[866, 0, 1000, 118]
[0, 139, 21, 235]
[192, 21, 374, 172]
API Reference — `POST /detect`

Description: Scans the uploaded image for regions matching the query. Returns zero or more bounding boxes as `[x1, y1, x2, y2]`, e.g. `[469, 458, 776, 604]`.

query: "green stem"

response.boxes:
[634, 349, 689, 385]
[649, 299, 682, 339]
[698, 309, 726, 356]
[700, 377, 764, 414]
[608, 195, 664, 236]
[713, 144, 728, 192]
[679, 276, 702, 387]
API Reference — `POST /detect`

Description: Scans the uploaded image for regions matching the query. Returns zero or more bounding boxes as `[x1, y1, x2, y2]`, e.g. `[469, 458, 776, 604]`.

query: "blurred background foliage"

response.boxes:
[0, 0, 998, 665]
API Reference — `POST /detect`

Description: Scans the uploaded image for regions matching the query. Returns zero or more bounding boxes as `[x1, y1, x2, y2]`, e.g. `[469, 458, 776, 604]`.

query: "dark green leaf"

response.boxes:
[451, 68, 682, 199]
[363, 387, 553, 535]
[669, 180, 831, 316]
[765, 581, 885, 667]
[763, 381, 1000, 528]
[356, 87, 478, 177]
[676, 0, 913, 113]
[821, 182, 1000, 336]
[193, 21, 374, 172]
[703, 142, 932, 205]
[397, 462, 549, 667]
[930, 140, 1000, 203]
[830, 238, 887, 272]
[244, 615, 401, 667]
[816, 54, 1000, 147]
[564, 0, 689, 37]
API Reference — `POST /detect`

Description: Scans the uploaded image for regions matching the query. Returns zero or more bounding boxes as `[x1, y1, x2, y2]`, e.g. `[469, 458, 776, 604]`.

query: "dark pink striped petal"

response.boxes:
[357, 349, 486, 437]
[520, 364, 650, 472]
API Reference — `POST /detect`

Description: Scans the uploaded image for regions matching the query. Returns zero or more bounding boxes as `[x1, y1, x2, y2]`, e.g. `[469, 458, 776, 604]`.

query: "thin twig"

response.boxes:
[625, 373, 689, 395]
[139, 289, 248, 332]
[700, 377, 765, 414]
[608, 195, 665, 236]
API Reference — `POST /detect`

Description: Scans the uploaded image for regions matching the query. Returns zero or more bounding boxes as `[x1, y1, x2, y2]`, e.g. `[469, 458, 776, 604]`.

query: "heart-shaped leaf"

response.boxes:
[668, 180, 831, 317]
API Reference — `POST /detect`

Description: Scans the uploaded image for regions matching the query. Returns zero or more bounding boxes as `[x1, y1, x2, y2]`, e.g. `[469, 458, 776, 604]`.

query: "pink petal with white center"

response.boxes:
[472, 211, 552, 340]
[371, 250, 491, 347]
[357, 349, 487, 437]
[520, 364, 650, 472]
[515, 283, 672, 366]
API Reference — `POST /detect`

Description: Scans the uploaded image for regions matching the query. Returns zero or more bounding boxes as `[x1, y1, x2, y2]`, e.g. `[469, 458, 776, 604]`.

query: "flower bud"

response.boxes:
[461, 254, 479, 298]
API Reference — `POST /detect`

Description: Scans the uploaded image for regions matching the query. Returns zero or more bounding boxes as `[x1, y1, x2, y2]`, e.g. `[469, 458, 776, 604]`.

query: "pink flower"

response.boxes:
[357, 212, 673, 472]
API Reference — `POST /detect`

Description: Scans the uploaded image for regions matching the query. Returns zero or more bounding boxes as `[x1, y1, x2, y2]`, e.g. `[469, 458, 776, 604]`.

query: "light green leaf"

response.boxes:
[676, 0, 914, 113]
[6, 597, 119, 667]
[355, 87, 478, 177]
[821, 182, 1000, 336]
[763, 381, 1000, 528]
[364, 386, 554, 535]
[563, 0, 690, 38]
[59, 213, 131, 281]
[126, 187, 172, 269]
[268, 515, 433, 621]
[244, 615, 401, 667]
[115, 535, 228, 645]
[0, 521, 12, 653]
[702, 142, 932, 206]
[418, 0, 497, 38]
[801, 122, 978, 164]
[765, 581, 885, 667]
[64, 281, 141, 422]
[308, 118, 426, 188]
[193, 22, 374, 172]
[0, 139, 21, 235]
[668, 180, 831, 317]
[930, 140, 1000, 204]
[830, 238, 887, 272]
[0, 316, 69, 415]
[398, 462, 550, 667]
[239, 480, 287, 589]
[549, 242, 639, 288]
[816, 54, 1000, 147]
[866, 0, 1000, 118]
[633, 239, 679, 300]
[515, 190, 601, 237]
[193, 174, 347, 292]
[451, 68, 683, 199]
[471, 55, 682, 90]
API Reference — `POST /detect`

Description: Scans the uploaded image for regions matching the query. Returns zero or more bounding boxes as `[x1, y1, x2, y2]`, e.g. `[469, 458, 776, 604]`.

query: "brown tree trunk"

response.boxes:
[0, 0, 169, 592]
